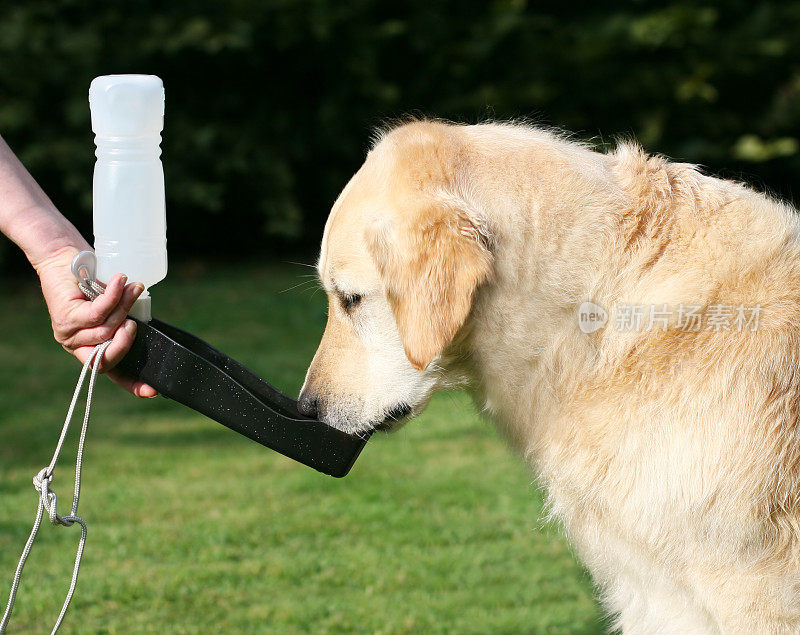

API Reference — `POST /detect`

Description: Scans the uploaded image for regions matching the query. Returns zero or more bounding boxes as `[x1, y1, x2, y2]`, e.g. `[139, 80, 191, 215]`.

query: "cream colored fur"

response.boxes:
[301, 120, 800, 633]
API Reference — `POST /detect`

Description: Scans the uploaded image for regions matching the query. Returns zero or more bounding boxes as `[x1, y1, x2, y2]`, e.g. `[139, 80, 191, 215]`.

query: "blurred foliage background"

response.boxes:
[1, 0, 799, 270]
[0, 4, 798, 630]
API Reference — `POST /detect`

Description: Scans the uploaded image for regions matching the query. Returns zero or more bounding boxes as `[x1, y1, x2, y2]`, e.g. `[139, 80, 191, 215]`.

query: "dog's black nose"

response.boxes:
[297, 389, 319, 418]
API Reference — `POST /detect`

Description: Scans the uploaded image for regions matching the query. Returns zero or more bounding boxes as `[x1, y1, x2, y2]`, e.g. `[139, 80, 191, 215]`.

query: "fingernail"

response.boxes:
[121, 275, 128, 286]
[132, 283, 144, 299]
[125, 319, 137, 336]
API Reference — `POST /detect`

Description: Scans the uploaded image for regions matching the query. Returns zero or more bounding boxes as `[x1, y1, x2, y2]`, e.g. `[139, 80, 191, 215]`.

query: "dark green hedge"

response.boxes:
[2, 0, 799, 269]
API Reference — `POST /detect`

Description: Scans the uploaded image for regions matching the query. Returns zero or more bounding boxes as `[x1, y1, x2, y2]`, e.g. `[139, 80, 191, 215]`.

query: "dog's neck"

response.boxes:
[442, 132, 800, 459]
[438, 136, 621, 454]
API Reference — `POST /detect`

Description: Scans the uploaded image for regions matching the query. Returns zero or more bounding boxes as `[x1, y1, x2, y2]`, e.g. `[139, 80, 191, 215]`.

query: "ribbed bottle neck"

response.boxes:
[94, 134, 162, 160]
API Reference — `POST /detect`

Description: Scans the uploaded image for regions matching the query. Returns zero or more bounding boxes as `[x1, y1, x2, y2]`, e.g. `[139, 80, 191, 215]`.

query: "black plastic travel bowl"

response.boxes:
[115, 317, 370, 478]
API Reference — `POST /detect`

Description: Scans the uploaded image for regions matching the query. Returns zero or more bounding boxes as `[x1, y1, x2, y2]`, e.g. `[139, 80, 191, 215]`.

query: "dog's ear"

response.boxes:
[368, 206, 492, 370]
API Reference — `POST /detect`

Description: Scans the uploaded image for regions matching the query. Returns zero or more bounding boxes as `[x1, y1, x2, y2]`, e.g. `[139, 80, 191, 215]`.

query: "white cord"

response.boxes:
[0, 340, 111, 634]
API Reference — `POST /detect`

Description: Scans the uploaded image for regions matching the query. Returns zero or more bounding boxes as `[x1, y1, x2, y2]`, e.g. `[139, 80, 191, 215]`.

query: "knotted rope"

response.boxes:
[1, 267, 111, 633]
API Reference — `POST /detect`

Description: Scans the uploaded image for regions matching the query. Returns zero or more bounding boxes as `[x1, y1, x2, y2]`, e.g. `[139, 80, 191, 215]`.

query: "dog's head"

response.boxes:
[298, 121, 492, 434]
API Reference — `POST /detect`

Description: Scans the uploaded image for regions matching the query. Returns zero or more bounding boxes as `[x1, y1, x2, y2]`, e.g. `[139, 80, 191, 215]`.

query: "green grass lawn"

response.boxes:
[0, 262, 606, 633]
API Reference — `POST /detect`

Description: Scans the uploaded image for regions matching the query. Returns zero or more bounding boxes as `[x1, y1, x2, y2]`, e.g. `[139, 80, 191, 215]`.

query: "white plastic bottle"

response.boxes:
[89, 74, 167, 320]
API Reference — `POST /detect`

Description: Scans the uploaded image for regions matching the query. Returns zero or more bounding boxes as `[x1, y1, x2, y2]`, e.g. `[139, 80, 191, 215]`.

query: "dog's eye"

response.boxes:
[341, 293, 362, 312]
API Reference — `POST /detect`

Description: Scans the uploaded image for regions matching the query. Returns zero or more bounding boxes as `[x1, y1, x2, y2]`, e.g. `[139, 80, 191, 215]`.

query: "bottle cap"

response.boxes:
[89, 75, 164, 137]
[129, 293, 152, 322]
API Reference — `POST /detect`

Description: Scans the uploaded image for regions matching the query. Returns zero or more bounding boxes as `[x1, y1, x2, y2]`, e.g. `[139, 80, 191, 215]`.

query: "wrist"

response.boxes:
[32, 244, 82, 277]
[17, 206, 90, 273]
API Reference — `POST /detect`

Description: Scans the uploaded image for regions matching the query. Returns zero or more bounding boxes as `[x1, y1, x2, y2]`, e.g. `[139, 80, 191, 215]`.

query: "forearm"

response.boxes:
[0, 135, 89, 269]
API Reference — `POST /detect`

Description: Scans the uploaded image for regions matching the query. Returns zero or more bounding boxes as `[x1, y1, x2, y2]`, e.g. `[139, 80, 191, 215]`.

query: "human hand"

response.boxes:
[35, 246, 158, 398]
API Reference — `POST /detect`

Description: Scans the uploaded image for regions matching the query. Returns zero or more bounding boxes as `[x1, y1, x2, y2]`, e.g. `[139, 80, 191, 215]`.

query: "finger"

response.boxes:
[72, 346, 93, 366]
[61, 323, 118, 351]
[71, 319, 135, 372]
[71, 273, 128, 326]
[107, 370, 158, 398]
[60, 283, 144, 350]
[95, 319, 138, 372]
[72, 328, 157, 399]
[109, 282, 145, 325]
[47, 275, 116, 342]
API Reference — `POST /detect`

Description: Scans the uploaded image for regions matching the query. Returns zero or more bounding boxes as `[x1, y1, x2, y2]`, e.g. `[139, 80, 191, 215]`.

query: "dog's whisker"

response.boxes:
[278, 279, 317, 294]
[284, 260, 317, 270]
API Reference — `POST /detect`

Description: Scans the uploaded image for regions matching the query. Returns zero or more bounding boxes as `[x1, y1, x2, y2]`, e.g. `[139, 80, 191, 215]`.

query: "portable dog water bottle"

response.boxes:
[80, 75, 369, 477]
[89, 75, 167, 321]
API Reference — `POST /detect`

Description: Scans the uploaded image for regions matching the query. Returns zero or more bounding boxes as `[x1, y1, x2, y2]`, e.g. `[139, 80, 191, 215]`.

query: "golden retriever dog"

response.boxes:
[298, 120, 800, 632]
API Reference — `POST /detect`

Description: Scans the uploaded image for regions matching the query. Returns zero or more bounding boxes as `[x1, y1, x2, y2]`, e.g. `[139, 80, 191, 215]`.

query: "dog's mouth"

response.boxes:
[373, 403, 412, 433]
[316, 402, 414, 436]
